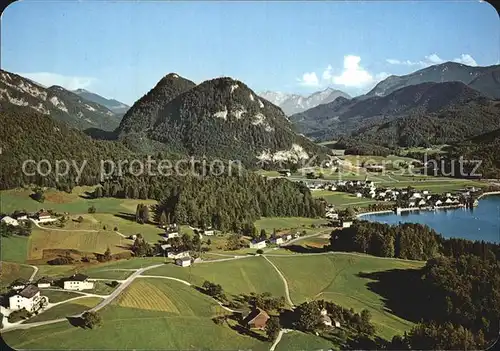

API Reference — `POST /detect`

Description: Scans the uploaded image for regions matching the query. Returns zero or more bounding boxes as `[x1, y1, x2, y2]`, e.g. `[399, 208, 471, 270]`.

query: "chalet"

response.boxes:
[164, 231, 180, 239]
[1, 216, 19, 227]
[341, 220, 353, 228]
[10, 278, 29, 290]
[326, 212, 339, 220]
[249, 239, 266, 249]
[445, 193, 452, 198]
[160, 243, 172, 251]
[36, 277, 52, 288]
[434, 200, 443, 206]
[63, 273, 94, 291]
[203, 229, 215, 236]
[271, 237, 284, 245]
[355, 192, 363, 198]
[278, 169, 291, 177]
[411, 193, 422, 199]
[175, 257, 192, 267]
[36, 210, 55, 223]
[418, 199, 426, 207]
[409, 201, 416, 208]
[320, 308, 332, 327]
[445, 198, 454, 204]
[12, 212, 28, 221]
[167, 251, 190, 259]
[284, 234, 292, 241]
[9, 285, 47, 312]
[241, 308, 270, 330]
[423, 190, 430, 195]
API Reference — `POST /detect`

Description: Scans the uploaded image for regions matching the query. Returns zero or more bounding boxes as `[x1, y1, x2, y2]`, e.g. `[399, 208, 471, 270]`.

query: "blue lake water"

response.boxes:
[361, 195, 500, 244]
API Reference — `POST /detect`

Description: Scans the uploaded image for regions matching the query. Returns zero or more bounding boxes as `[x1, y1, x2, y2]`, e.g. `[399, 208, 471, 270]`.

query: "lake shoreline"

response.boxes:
[357, 192, 500, 219]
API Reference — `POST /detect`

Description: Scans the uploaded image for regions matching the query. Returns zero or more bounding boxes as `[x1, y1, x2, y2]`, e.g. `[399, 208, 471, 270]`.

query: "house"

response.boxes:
[241, 308, 270, 330]
[203, 229, 215, 236]
[445, 198, 454, 204]
[1, 216, 19, 227]
[36, 210, 55, 223]
[434, 200, 443, 206]
[320, 308, 332, 327]
[411, 193, 422, 199]
[249, 239, 266, 249]
[129, 234, 137, 240]
[164, 231, 180, 239]
[12, 212, 28, 221]
[9, 285, 47, 312]
[333, 320, 341, 328]
[409, 202, 416, 208]
[341, 220, 353, 228]
[167, 251, 190, 259]
[418, 199, 426, 207]
[445, 193, 452, 198]
[10, 278, 29, 291]
[63, 273, 94, 291]
[160, 243, 172, 251]
[36, 277, 52, 288]
[278, 169, 291, 177]
[175, 256, 192, 267]
[284, 234, 292, 241]
[271, 237, 284, 245]
[355, 192, 363, 198]
[422, 190, 429, 195]
[326, 212, 339, 220]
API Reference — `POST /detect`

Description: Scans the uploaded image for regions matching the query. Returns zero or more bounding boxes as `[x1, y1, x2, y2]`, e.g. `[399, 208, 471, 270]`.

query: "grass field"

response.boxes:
[25, 297, 103, 324]
[146, 257, 287, 299]
[0, 261, 34, 288]
[27, 228, 128, 262]
[254, 217, 326, 232]
[267, 253, 424, 340]
[41, 290, 82, 303]
[311, 190, 385, 208]
[0, 187, 157, 215]
[275, 330, 338, 351]
[0, 236, 29, 263]
[3, 279, 269, 350]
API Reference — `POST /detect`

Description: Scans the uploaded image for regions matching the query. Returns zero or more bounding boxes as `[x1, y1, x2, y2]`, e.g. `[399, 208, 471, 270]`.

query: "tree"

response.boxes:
[81, 311, 102, 329]
[202, 280, 226, 301]
[265, 316, 281, 341]
[159, 211, 167, 225]
[104, 247, 112, 261]
[256, 249, 264, 254]
[294, 301, 321, 331]
[88, 205, 96, 214]
[226, 234, 243, 251]
[260, 229, 267, 240]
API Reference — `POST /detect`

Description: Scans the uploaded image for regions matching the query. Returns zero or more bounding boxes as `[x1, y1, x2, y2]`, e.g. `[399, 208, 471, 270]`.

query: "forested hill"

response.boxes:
[118, 75, 327, 165]
[0, 106, 132, 190]
[116, 73, 196, 137]
[0, 69, 121, 131]
[290, 81, 500, 145]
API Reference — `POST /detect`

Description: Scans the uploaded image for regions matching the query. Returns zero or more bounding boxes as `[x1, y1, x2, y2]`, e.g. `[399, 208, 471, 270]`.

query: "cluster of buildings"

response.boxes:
[306, 179, 480, 210]
[5, 273, 95, 315]
[0, 209, 56, 227]
[249, 232, 297, 250]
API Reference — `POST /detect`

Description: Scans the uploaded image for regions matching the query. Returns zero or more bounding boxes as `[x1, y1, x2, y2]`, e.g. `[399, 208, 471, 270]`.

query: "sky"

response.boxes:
[1, 0, 499, 105]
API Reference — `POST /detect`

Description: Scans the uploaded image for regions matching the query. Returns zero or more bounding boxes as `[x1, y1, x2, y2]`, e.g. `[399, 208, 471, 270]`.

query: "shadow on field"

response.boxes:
[67, 316, 85, 328]
[114, 212, 138, 222]
[282, 244, 328, 254]
[79, 191, 94, 199]
[357, 268, 426, 323]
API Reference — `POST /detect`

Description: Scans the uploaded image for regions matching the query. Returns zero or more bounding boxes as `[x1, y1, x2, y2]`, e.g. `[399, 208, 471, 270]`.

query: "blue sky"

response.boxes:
[1, 0, 498, 104]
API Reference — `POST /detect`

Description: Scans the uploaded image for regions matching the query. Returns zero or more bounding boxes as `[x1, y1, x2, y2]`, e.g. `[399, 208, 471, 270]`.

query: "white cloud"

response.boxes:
[297, 71, 320, 87]
[386, 53, 478, 68]
[424, 53, 444, 65]
[322, 65, 333, 80]
[331, 55, 375, 88]
[452, 54, 478, 66]
[17, 72, 97, 90]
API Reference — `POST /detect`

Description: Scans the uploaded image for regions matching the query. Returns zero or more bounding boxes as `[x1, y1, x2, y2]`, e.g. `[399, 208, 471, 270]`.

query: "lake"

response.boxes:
[361, 195, 500, 243]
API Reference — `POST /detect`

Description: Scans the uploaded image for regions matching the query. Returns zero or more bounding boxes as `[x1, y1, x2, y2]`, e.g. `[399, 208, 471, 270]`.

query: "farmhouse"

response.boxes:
[10, 278, 28, 290]
[167, 251, 190, 259]
[36, 210, 55, 223]
[241, 308, 270, 330]
[12, 212, 28, 221]
[9, 285, 47, 312]
[175, 257, 192, 267]
[271, 237, 284, 245]
[202, 229, 215, 236]
[418, 199, 427, 207]
[249, 239, 266, 249]
[341, 220, 353, 228]
[284, 234, 293, 241]
[1, 216, 19, 227]
[63, 273, 94, 291]
[320, 308, 332, 327]
[36, 277, 52, 288]
[164, 231, 180, 239]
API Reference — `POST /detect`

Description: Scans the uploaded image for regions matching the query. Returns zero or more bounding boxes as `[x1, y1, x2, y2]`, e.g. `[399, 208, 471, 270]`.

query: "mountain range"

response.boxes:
[116, 74, 326, 164]
[366, 62, 500, 99]
[0, 70, 122, 131]
[72, 89, 129, 115]
[259, 88, 350, 115]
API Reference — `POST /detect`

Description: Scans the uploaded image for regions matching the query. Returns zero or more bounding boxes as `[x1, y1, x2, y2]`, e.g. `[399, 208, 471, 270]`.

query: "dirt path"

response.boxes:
[30, 219, 98, 233]
[262, 256, 294, 307]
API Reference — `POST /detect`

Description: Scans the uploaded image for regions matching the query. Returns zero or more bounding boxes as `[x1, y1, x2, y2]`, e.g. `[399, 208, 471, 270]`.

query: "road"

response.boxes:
[29, 218, 98, 232]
